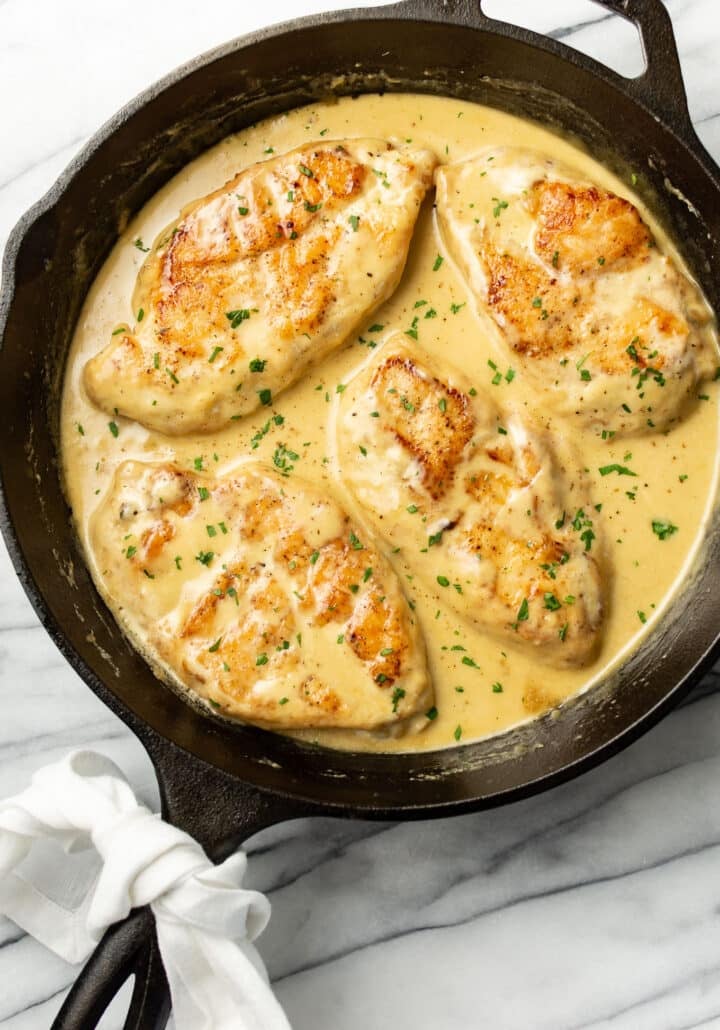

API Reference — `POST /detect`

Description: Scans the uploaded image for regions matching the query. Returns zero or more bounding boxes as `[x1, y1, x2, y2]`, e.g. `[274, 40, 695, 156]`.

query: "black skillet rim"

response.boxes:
[1, 0, 720, 820]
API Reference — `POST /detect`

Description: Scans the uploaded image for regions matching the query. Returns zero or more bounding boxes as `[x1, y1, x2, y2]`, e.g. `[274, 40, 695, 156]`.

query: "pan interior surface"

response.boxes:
[2, 10, 720, 814]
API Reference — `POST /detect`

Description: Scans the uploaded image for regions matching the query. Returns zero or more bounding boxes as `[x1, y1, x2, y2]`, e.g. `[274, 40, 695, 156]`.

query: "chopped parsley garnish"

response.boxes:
[310, 550, 320, 565]
[532, 297, 542, 309]
[257, 388, 272, 406]
[428, 529, 446, 547]
[391, 687, 406, 712]
[450, 302, 465, 314]
[206, 525, 217, 538]
[349, 531, 364, 550]
[543, 592, 561, 611]
[195, 550, 214, 566]
[491, 682, 503, 694]
[208, 638, 222, 653]
[174, 556, 182, 570]
[571, 508, 595, 551]
[513, 598, 529, 629]
[279, 697, 289, 705]
[108, 421, 119, 438]
[193, 456, 205, 471]
[125, 545, 137, 559]
[238, 205, 249, 216]
[249, 358, 266, 373]
[153, 352, 160, 370]
[166, 368, 179, 384]
[133, 237, 149, 252]
[453, 725, 462, 742]
[652, 519, 678, 541]
[580, 369, 592, 382]
[256, 653, 269, 666]
[198, 486, 210, 502]
[433, 254, 444, 271]
[272, 443, 299, 475]
[137, 308, 145, 322]
[304, 201, 322, 213]
[426, 706, 439, 721]
[598, 463, 637, 477]
[349, 214, 360, 232]
[552, 250, 559, 268]
[436, 575, 450, 587]
[461, 656, 480, 669]
[226, 308, 251, 329]
[638, 610, 647, 624]
[250, 412, 284, 449]
[407, 504, 419, 514]
[368, 323, 384, 333]
[492, 197, 509, 218]
[439, 397, 447, 413]
[375, 673, 388, 684]
[405, 315, 419, 340]
[299, 163, 314, 178]
[208, 346, 224, 363]
[559, 623, 568, 642]
[597, 256, 606, 266]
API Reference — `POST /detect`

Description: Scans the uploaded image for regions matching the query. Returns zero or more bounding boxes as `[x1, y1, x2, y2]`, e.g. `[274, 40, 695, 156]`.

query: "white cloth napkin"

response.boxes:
[0, 750, 292, 1030]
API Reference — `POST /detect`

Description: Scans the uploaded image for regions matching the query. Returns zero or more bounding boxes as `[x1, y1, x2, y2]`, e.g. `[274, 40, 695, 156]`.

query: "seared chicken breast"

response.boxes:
[335, 341, 604, 666]
[436, 148, 718, 435]
[84, 140, 437, 435]
[90, 461, 432, 730]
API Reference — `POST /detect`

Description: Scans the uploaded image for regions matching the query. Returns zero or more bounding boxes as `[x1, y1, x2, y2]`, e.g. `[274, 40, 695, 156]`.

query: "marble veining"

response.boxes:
[1, 1, 720, 1027]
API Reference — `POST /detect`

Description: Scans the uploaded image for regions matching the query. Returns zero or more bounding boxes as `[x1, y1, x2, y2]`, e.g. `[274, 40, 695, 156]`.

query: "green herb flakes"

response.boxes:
[226, 308, 251, 329]
[652, 519, 678, 541]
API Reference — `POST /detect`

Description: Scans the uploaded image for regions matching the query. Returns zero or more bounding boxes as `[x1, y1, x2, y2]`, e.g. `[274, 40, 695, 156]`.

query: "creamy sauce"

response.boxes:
[60, 93, 720, 752]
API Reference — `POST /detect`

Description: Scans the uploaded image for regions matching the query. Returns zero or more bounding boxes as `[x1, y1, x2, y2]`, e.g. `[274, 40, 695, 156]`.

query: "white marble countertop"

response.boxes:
[2, 0, 720, 1026]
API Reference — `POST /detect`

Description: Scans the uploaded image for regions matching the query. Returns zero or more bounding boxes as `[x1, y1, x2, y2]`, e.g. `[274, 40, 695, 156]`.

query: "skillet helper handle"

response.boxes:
[51, 909, 169, 1030]
[591, 0, 694, 135]
[389, 0, 695, 137]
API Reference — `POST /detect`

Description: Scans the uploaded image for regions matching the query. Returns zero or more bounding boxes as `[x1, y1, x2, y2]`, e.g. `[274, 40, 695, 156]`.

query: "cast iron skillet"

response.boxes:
[1, 0, 720, 1025]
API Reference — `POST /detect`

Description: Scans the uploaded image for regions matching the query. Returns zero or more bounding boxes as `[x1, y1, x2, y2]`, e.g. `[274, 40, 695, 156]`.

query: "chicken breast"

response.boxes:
[335, 340, 604, 666]
[84, 140, 437, 435]
[90, 461, 432, 731]
[435, 147, 718, 436]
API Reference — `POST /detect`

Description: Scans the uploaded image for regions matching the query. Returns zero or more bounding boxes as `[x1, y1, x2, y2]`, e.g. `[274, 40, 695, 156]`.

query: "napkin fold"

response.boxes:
[0, 750, 291, 1030]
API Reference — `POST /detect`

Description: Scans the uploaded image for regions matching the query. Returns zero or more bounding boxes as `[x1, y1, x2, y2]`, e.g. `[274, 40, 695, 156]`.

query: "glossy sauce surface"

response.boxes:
[60, 93, 720, 751]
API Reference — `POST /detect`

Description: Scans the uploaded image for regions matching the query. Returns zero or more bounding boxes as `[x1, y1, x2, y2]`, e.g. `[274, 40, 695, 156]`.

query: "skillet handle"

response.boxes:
[51, 736, 316, 1028]
[389, 0, 695, 138]
[52, 910, 169, 1030]
[590, 0, 694, 135]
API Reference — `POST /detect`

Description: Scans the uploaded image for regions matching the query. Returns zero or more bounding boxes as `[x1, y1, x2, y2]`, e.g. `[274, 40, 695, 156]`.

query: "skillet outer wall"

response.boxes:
[1, 0, 720, 820]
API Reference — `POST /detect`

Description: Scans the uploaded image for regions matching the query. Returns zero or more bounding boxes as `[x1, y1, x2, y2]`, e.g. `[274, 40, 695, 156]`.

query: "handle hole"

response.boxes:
[480, 0, 646, 78]
[96, 975, 135, 1029]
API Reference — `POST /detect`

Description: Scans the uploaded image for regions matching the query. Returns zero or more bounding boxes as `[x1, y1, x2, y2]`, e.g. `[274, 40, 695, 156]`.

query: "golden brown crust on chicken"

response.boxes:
[90, 461, 432, 729]
[436, 147, 718, 435]
[83, 140, 437, 435]
[336, 341, 604, 666]
[371, 355, 475, 498]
